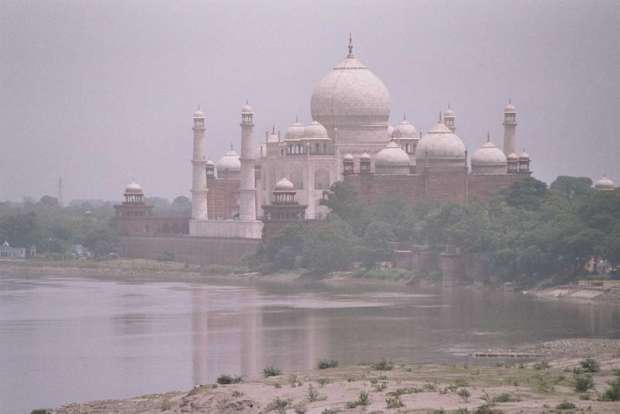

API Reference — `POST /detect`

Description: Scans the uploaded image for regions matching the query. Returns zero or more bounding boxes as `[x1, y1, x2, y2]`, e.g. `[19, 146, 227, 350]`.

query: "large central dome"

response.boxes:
[310, 44, 390, 131]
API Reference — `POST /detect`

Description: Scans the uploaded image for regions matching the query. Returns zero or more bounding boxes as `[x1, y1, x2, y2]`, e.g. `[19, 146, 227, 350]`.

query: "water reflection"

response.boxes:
[1, 276, 619, 414]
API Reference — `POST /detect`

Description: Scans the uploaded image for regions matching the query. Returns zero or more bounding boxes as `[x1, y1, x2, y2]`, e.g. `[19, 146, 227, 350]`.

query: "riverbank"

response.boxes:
[47, 338, 620, 414]
[0, 259, 424, 288]
[526, 281, 620, 304]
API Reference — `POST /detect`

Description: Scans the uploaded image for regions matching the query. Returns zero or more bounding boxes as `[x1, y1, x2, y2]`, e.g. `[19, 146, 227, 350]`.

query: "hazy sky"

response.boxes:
[1, 0, 619, 202]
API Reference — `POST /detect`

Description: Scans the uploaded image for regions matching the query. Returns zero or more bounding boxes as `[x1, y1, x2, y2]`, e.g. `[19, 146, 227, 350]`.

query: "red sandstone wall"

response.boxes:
[345, 173, 522, 206]
[344, 175, 425, 205]
[467, 174, 521, 201]
[119, 236, 260, 265]
[114, 217, 189, 236]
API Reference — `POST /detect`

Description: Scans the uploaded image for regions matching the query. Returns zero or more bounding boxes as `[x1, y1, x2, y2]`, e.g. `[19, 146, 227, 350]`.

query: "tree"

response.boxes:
[39, 195, 59, 208]
[550, 176, 593, 199]
[171, 196, 191, 215]
[501, 177, 548, 210]
[360, 221, 396, 268]
[301, 217, 356, 273]
[320, 182, 369, 235]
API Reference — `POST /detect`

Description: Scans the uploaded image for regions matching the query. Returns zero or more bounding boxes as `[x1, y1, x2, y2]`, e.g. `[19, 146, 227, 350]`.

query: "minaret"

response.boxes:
[502, 100, 517, 156]
[57, 177, 64, 207]
[191, 108, 208, 220]
[444, 105, 456, 133]
[239, 102, 257, 221]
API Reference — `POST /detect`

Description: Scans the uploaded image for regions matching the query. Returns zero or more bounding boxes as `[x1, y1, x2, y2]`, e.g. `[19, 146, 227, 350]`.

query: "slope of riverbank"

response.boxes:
[48, 339, 620, 414]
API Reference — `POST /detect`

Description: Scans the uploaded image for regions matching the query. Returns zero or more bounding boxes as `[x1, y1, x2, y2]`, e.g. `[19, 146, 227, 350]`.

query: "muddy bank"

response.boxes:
[526, 281, 620, 304]
[0, 259, 422, 288]
[48, 338, 620, 414]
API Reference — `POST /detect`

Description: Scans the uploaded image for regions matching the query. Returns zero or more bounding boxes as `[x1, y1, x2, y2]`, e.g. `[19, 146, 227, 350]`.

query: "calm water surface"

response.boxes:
[1, 274, 620, 414]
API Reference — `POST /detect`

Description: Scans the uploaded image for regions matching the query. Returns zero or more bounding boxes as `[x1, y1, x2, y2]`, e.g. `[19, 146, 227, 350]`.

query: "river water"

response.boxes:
[1, 274, 619, 414]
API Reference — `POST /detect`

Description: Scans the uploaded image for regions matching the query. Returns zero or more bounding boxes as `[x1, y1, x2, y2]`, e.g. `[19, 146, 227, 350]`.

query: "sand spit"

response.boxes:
[49, 339, 620, 414]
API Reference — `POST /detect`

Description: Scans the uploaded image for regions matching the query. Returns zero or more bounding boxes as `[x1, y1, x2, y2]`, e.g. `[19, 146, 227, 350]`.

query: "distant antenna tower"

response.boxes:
[58, 177, 64, 207]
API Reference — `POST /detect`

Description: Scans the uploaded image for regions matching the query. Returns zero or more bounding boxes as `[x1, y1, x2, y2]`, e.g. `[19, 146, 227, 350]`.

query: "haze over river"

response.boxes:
[1, 274, 619, 414]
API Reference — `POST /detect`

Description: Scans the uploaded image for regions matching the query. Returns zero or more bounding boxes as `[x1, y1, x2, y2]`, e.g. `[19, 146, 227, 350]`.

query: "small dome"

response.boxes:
[375, 141, 410, 166]
[275, 177, 295, 191]
[285, 119, 305, 140]
[193, 109, 205, 118]
[241, 103, 253, 113]
[206, 160, 215, 166]
[216, 149, 241, 173]
[392, 118, 417, 139]
[360, 152, 371, 159]
[507, 152, 519, 161]
[415, 122, 466, 164]
[444, 107, 456, 117]
[504, 102, 516, 113]
[471, 140, 507, 166]
[125, 182, 143, 194]
[519, 151, 530, 160]
[594, 176, 616, 191]
[304, 121, 329, 139]
[343, 153, 354, 160]
[387, 125, 394, 138]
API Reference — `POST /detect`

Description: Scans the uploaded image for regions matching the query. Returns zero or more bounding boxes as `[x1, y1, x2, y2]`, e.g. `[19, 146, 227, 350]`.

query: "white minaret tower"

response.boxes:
[502, 100, 517, 156]
[444, 105, 456, 133]
[239, 102, 257, 221]
[191, 108, 208, 221]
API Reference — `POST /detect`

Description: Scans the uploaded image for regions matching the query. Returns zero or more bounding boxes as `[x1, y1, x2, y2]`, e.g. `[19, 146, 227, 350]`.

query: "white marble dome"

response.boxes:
[310, 52, 390, 129]
[594, 176, 616, 191]
[241, 103, 253, 113]
[343, 153, 354, 160]
[304, 121, 329, 139]
[125, 182, 143, 194]
[275, 177, 295, 191]
[415, 122, 466, 165]
[392, 118, 417, 139]
[216, 149, 241, 173]
[504, 102, 516, 113]
[472, 140, 507, 166]
[519, 151, 530, 160]
[471, 138, 507, 175]
[285, 119, 305, 140]
[192, 109, 204, 118]
[375, 141, 410, 175]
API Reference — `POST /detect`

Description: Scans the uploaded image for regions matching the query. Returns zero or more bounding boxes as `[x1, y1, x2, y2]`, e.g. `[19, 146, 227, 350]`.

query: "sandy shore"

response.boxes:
[47, 339, 620, 414]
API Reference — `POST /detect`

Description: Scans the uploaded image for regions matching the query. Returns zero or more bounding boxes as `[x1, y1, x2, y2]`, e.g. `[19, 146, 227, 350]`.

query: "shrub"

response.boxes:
[317, 359, 338, 369]
[533, 361, 551, 370]
[373, 381, 388, 392]
[346, 391, 370, 408]
[307, 384, 320, 402]
[574, 374, 594, 392]
[601, 373, 620, 401]
[492, 393, 519, 403]
[216, 374, 242, 384]
[385, 395, 404, 409]
[264, 366, 281, 378]
[265, 398, 290, 414]
[555, 401, 576, 410]
[579, 357, 600, 373]
[371, 359, 394, 371]
[30, 410, 50, 414]
[457, 388, 471, 402]
[318, 377, 329, 387]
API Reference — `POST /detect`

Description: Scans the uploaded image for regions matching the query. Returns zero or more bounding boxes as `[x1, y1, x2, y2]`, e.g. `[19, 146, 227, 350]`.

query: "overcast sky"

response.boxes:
[1, 0, 619, 202]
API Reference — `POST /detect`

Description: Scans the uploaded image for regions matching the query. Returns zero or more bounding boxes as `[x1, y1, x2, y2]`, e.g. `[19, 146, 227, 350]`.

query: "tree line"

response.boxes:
[257, 176, 620, 285]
